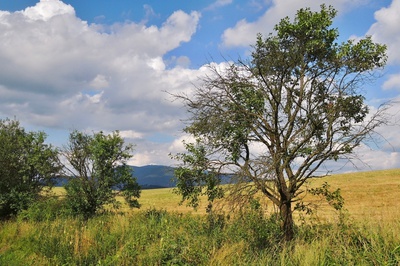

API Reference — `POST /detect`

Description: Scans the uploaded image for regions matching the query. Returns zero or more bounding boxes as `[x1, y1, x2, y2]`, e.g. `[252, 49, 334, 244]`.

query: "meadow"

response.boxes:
[1, 169, 399, 265]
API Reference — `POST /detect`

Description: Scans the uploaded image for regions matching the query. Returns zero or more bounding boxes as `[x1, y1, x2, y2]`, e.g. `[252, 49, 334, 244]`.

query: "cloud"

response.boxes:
[348, 97, 400, 171]
[143, 4, 158, 23]
[119, 130, 144, 140]
[383, 74, 400, 91]
[90, 74, 110, 89]
[0, 0, 200, 134]
[168, 134, 196, 153]
[306, 98, 400, 173]
[221, 0, 370, 48]
[374, 98, 400, 151]
[127, 134, 196, 166]
[366, 0, 400, 64]
[205, 0, 233, 11]
[20, 0, 75, 21]
[0, 0, 209, 167]
[1, 0, 397, 170]
[351, 145, 400, 171]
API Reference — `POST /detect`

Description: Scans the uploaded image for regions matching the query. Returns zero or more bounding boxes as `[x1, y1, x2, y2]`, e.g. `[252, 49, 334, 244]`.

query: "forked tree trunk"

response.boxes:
[280, 200, 294, 242]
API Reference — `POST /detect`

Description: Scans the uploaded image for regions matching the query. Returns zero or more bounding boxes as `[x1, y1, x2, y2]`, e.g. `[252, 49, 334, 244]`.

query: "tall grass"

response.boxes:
[1, 169, 399, 265]
[1, 209, 222, 265]
[1, 204, 399, 265]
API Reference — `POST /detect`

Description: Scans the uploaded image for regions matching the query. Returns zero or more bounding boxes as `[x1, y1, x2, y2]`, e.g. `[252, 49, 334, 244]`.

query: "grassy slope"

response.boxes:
[135, 168, 400, 221]
[305, 169, 400, 223]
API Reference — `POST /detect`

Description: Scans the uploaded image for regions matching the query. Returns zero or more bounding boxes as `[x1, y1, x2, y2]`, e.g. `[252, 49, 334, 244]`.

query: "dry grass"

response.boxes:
[302, 169, 400, 223]
[2, 169, 399, 265]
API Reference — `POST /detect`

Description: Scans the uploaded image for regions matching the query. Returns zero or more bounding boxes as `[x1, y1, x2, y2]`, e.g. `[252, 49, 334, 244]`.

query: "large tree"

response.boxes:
[173, 5, 388, 241]
[63, 130, 141, 218]
[0, 118, 62, 218]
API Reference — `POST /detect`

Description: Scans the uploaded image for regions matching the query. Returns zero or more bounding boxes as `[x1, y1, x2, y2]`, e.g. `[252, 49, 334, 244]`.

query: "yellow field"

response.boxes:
[51, 168, 400, 222]
[304, 169, 400, 223]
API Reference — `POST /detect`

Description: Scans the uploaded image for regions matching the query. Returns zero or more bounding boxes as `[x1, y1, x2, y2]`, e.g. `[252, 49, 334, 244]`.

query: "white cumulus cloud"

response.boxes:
[0, 1, 200, 134]
[366, 0, 400, 64]
[20, 0, 75, 21]
[221, 0, 371, 48]
[0, 1, 216, 166]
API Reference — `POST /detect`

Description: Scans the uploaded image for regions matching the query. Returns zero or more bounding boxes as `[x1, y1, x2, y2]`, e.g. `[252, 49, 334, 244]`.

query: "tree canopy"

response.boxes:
[173, 5, 388, 241]
[0, 118, 62, 218]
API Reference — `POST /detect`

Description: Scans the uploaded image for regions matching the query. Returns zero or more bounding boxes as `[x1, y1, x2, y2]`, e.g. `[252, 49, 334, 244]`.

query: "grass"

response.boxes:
[2, 169, 399, 265]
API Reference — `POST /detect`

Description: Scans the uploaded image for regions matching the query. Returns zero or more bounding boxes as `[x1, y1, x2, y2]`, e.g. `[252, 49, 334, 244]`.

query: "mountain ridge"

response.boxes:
[131, 165, 176, 189]
[53, 165, 176, 189]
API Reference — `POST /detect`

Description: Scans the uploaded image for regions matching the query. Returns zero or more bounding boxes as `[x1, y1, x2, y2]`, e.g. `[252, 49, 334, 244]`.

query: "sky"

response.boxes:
[0, 0, 399, 171]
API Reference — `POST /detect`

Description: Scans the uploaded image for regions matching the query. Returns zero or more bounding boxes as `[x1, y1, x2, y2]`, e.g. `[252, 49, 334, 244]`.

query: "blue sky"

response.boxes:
[0, 0, 399, 170]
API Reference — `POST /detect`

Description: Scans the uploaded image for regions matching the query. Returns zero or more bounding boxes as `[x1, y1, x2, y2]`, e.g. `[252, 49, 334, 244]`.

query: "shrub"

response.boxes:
[18, 197, 69, 222]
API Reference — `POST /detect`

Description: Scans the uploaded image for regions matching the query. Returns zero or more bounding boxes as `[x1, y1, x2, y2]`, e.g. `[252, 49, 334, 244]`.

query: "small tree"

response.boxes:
[173, 5, 388, 241]
[0, 118, 61, 218]
[63, 130, 140, 217]
[172, 140, 224, 213]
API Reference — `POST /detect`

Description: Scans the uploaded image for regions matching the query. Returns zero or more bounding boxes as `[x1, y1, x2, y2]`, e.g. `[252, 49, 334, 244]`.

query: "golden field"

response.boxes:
[136, 168, 400, 223]
[51, 168, 400, 222]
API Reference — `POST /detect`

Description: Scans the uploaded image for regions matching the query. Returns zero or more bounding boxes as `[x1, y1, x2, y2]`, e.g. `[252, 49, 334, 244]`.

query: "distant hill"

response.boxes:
[131, 165, 176, 189]
[53, 165, 176, 189]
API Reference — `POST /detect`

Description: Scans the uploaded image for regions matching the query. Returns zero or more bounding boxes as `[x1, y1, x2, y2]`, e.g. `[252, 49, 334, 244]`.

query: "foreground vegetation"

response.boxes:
[1, 208, 399, 265]
[1, 169, 399, 265]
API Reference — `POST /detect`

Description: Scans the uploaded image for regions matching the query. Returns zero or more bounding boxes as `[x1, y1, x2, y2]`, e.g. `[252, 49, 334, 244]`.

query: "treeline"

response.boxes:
[0, 118, 141, 220]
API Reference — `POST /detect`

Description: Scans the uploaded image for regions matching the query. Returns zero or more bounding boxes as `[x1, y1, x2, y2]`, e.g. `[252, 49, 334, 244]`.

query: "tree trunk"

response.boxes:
[280, 200, 294, 242]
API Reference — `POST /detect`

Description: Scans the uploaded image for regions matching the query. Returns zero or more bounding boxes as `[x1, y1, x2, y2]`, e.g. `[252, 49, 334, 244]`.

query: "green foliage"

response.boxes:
[172, 140, 224, 211]
[63, 130, 140, 218]
[308, 182, 345, 211]
[295, 182, 348, 228]
[0, 118, 62, 218]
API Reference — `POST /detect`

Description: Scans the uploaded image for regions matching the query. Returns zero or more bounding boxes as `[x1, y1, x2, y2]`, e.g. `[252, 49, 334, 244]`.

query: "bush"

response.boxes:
[18, 197, 69, 222]
[226, 201, 282, 252]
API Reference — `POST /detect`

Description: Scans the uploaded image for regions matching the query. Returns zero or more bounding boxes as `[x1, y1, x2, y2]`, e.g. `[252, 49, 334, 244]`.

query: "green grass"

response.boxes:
[1, 169, 399, 265]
